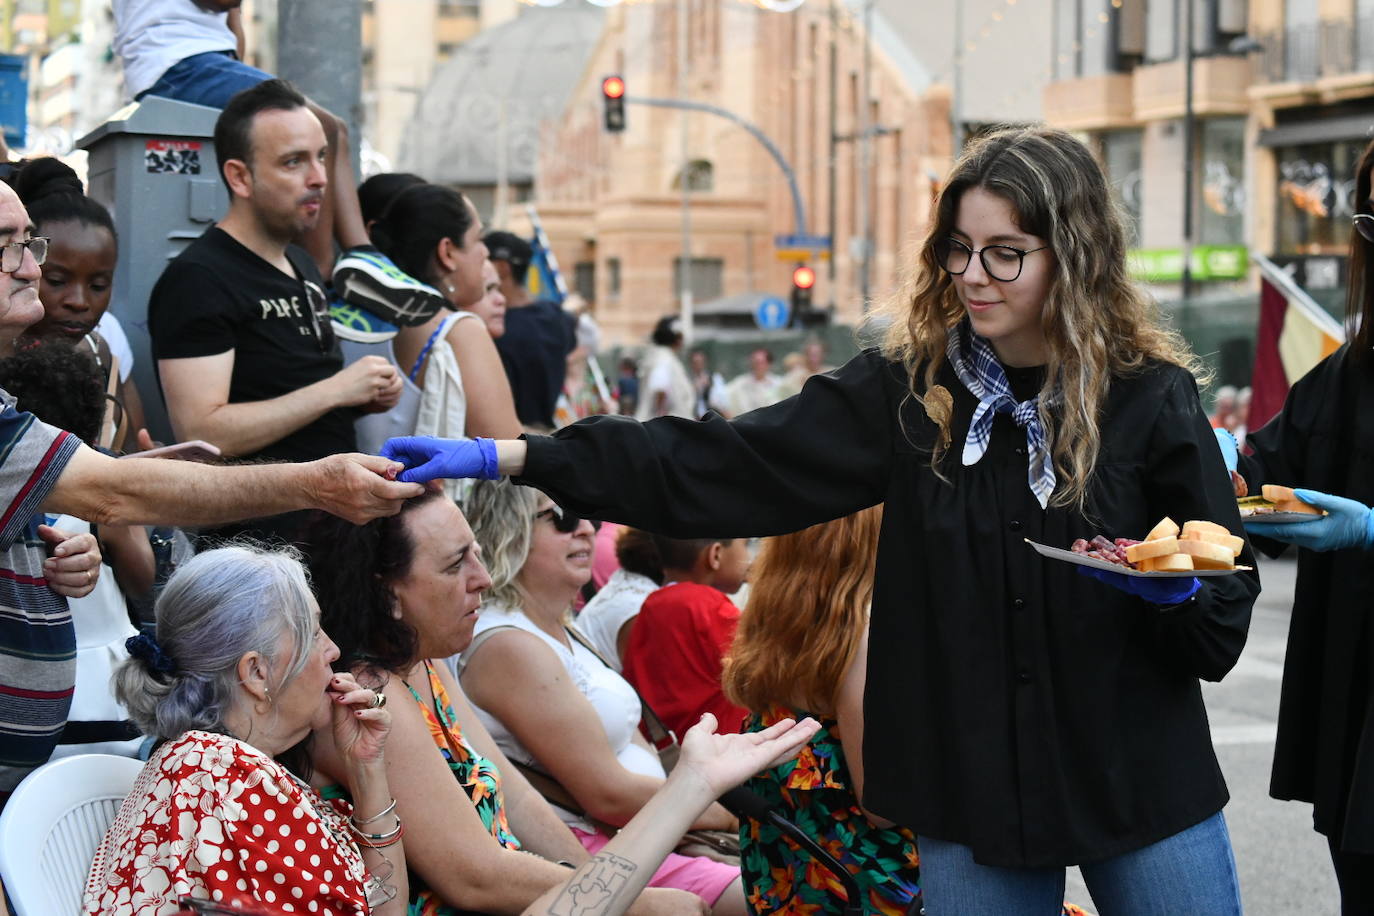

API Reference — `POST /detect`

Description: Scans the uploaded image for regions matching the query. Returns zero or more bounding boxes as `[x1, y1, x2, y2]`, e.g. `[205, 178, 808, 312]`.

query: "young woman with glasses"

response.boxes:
[380, 126, 1259, 915]
[1220, 137, 1374, 913]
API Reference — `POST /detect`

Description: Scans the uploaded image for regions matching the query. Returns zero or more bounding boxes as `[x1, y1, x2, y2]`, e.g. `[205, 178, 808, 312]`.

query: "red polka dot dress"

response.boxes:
[83, 730, 371, 915]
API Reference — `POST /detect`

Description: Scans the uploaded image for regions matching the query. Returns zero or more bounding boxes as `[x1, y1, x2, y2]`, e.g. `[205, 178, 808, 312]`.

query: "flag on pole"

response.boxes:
[1249, 252, 1346, 431]
[524, 203, 567, 304]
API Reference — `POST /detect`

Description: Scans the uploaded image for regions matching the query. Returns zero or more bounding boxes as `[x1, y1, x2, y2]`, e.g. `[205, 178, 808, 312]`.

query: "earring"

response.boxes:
[444, 281, 457, 296]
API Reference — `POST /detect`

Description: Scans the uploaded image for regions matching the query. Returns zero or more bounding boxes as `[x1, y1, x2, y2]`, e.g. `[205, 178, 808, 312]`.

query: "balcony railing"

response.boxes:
[1257, 15, 1374, 83]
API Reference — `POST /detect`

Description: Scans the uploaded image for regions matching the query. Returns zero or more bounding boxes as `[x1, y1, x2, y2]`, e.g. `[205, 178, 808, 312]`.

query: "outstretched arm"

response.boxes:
[523, 714, 820, 916]
[43, 443, 423, 527]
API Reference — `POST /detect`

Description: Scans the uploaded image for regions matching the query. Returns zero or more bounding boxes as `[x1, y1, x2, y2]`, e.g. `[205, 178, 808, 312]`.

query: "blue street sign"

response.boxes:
[0, 54, 27, 149]
[755, 296, 791, 331]
[773, 233, 832, 251]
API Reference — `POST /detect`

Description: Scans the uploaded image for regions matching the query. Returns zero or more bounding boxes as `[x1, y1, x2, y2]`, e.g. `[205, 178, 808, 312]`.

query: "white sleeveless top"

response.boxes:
[456, 602, 663, 830]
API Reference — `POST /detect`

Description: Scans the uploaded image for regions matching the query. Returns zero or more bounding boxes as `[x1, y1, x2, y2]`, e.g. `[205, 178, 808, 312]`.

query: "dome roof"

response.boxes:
[398, 6, 605, 185]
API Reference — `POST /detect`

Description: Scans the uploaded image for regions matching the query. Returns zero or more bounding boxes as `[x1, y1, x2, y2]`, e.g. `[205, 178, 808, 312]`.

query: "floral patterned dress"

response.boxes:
[357, 660, 520, 916]
[740, 706, 921, 916]
[741, 706, 1094, 916]
[82, 730, 370, 916]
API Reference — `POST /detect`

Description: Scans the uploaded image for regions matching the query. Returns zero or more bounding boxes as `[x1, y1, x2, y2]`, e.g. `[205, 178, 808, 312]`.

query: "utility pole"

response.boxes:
[277, 0, 363, 175]
[951, 1, 964, 152]
[859, 0, 874, 310]
[827, 0, 839, 313]
[678, 0, 694, 341]
[1181, 0, 1196, 301]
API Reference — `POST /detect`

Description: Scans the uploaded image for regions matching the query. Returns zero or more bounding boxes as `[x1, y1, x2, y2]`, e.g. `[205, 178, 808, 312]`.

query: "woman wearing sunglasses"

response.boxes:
[1219, 139, 1374, 912]
[457, 479, 748, 914]
[381, 126, 1259, 914]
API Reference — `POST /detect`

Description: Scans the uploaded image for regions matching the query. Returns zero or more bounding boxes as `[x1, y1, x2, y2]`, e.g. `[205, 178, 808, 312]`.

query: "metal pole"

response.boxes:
[952, 1, 964, 151]
[859, 0, 873, 310]
[276, 0, 363, 174]
[678, 0, 694, 341]
[1181, 0, 1195, 301]
[827, 0, 838, 312]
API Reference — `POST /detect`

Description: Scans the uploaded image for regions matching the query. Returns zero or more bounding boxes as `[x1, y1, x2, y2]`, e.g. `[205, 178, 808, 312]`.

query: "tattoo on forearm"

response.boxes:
[546, 854, 639, 916]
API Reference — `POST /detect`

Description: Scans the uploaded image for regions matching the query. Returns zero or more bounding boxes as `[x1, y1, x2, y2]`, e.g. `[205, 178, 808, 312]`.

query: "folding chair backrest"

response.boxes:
[0, 753, 143, 916]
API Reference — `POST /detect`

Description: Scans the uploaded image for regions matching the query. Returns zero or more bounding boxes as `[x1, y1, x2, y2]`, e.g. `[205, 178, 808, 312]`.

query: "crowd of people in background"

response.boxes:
[0, 3, 1371, 916]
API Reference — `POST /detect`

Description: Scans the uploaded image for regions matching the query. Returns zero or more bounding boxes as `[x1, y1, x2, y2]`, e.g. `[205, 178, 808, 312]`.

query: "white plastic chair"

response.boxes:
[0, 753, 143, 916]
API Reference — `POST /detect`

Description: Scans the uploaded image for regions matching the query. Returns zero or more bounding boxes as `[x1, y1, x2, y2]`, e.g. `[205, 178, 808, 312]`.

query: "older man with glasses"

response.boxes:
[0, 177, 424, 817]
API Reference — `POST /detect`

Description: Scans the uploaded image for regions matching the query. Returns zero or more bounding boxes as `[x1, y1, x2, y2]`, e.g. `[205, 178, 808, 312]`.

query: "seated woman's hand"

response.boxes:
[674, 713, 821, 799]
[327, 673, 391, 768]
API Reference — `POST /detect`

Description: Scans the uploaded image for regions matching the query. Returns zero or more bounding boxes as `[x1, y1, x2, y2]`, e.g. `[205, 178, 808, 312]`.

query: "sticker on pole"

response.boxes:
[145, 140, 202, 175]
[754, 296, 790, 331]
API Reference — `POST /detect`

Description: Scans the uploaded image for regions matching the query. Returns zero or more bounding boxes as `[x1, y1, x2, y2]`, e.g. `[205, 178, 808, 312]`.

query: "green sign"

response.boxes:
[1128, 245, 1248, 282]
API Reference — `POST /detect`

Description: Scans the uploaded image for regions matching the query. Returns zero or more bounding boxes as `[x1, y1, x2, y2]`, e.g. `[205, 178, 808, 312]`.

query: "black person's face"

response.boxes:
[33, 220, 116, 341]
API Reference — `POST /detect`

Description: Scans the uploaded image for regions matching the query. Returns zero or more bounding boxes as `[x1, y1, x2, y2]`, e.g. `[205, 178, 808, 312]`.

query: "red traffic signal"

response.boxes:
[602, 75, 627, 132]
[602, 76, 626, 99]
[792, 266, 816, 290]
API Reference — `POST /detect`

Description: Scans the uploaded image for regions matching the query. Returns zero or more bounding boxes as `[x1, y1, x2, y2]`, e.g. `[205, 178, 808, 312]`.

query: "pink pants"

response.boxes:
[572, 826, 739, 904]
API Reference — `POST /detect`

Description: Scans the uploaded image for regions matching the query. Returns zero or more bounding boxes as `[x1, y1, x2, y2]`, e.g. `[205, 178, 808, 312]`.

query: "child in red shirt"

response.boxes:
[621, 536, 752, 737]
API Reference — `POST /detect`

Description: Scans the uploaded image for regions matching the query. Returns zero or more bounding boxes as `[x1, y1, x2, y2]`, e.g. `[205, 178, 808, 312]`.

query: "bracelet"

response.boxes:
[354, 822, 405, 849]
[349, 815, 403, 845]
[351, 798, 398, 827]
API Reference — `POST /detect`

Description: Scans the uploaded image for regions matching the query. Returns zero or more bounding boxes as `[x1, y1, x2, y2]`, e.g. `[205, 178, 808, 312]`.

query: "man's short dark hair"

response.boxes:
[213, 78, 309, 192]
[484, 231, 533, 286]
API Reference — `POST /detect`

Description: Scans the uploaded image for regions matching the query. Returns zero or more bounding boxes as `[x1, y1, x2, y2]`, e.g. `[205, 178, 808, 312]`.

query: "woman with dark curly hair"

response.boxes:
[298, 491, 708, 916]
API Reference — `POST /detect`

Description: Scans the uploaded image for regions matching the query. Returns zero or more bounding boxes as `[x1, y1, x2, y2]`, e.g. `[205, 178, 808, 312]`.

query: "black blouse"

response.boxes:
[1238, 345, 1374, 853]
[518, 349, 1259, 867]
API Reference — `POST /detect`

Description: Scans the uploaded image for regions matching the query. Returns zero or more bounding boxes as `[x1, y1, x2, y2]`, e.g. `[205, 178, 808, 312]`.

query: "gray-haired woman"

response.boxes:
[82, 545, 411, 916]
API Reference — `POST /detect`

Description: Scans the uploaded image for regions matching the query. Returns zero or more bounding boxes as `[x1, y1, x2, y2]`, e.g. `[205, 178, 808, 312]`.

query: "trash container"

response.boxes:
[76, 95, 229, 443]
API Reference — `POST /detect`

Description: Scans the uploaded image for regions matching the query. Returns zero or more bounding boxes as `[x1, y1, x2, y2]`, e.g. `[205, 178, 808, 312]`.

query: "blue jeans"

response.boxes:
[919, 811, 1243, 915]
[139, 51, 273, 109]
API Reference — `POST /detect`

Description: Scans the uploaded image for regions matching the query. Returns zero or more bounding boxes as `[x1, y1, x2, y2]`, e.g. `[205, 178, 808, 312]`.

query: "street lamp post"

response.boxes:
[678, 0, 693, 340]
[1181, 0, 1196, 301]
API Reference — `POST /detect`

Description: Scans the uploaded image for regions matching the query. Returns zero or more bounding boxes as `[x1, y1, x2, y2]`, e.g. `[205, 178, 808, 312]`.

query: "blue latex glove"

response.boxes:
[379, 436, 500, 484]
[1245, 488, 1374, 552]
[1213, 428, 1238, 474]
[1077, 565, 1202, 606]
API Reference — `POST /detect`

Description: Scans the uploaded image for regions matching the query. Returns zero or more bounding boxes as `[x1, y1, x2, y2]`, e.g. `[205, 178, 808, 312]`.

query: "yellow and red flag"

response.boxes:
[1249, 252, 1346, 430]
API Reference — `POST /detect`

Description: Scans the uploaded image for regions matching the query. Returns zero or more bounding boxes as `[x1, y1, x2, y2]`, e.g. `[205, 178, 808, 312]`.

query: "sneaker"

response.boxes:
[329, 297, 399, 343]
[333, 247, 448, 328]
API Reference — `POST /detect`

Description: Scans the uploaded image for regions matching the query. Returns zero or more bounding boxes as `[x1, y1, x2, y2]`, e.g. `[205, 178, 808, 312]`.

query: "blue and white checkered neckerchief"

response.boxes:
[945, 320, 1057, 508]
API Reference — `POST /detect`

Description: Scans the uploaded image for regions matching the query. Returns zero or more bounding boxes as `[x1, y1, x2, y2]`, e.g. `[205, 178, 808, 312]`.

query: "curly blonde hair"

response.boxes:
[464, 478, 541, 609]
[874, 126, 1205, 511]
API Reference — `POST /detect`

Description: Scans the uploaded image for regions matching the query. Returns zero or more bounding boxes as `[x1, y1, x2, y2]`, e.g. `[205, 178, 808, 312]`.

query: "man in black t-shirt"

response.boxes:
[485, 231, 576, 430]
[149, 80, 401, 543]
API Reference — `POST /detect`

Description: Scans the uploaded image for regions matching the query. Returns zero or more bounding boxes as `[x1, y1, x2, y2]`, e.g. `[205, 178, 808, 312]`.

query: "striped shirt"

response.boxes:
[0, 389, 81, 793]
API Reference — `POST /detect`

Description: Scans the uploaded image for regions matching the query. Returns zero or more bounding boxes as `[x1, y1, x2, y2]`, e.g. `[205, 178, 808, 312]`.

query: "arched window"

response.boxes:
[672, 159, 714, 192]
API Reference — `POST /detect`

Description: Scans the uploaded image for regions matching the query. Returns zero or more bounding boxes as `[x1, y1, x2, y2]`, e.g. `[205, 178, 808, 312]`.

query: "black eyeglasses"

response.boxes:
[536, 504, 583, 533]
[1353, 213, 1374, 244]
[1, 236, 47, 273]
[934, 237, 1047, 283]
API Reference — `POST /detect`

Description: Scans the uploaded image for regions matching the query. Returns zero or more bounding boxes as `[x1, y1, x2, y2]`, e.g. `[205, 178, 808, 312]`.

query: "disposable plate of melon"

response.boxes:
[1025, 517, 1253, 578]
[1238, 485, 1328, 525]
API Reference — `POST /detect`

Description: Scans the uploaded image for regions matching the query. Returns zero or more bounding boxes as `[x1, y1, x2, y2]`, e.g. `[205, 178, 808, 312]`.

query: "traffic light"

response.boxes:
[791, 265, 815, 318]
[602, 75, 626, 133]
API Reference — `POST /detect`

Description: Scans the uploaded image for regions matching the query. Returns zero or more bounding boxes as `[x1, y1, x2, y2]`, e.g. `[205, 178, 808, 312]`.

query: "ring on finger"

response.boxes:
[370, 691, 387, 709]
[86, 569, 94, 585]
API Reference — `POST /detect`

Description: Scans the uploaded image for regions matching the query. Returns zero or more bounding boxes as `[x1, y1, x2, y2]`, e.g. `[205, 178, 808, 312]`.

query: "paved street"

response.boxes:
[1065, 554, 1341, 914]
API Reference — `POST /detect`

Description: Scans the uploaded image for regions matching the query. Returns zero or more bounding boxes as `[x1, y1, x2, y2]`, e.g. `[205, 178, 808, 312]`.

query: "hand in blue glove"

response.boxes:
[379, 436, 500, 484]
[1245, 488, 1374, 552]
[1077, 565, 1202, 606]
[1213, 428, 1238, 474]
